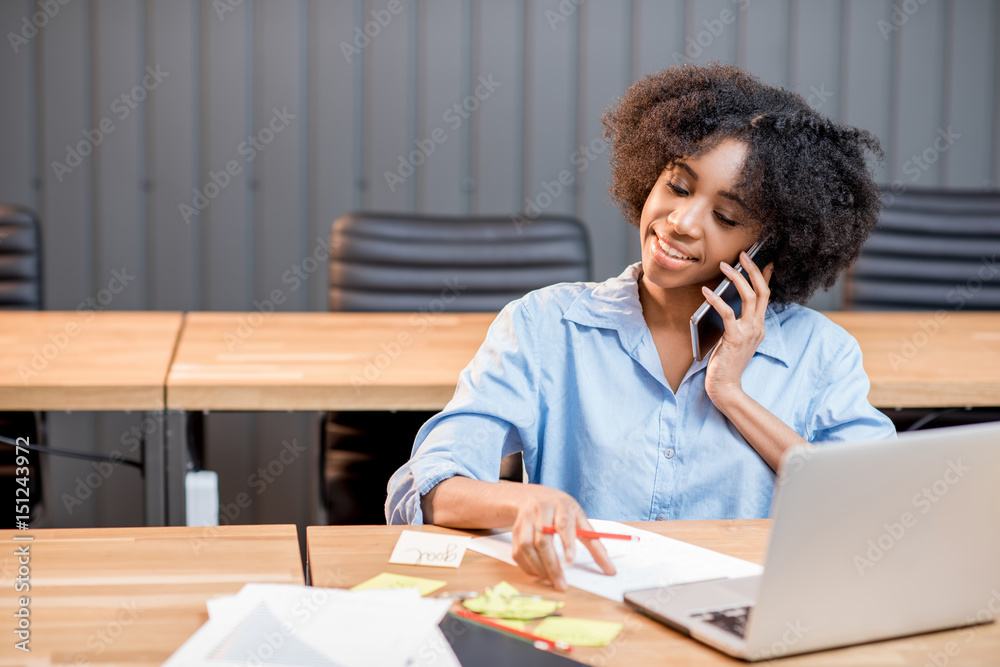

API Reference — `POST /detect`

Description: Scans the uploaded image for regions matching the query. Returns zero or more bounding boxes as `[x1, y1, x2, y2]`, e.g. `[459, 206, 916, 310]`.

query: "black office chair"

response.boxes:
[846, 187, 1000, 430]
[321, 212, 591, 524]
[0, 205, 46, 527]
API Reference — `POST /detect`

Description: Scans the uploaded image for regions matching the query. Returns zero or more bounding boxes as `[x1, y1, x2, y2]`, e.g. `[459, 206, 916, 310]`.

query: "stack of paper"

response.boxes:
[165, 583, 459, 667]
[469, 519, 763, 602]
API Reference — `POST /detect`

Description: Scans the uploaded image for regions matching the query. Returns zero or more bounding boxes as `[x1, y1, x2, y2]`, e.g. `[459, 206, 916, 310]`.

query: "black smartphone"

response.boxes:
[689, 241, 765, 362]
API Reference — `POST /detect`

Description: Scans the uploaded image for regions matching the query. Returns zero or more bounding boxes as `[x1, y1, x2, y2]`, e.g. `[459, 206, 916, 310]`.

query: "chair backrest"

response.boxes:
[847, 188, 1000, 310]
[328, 213, 591, 312]
[0, 205, 42, 310]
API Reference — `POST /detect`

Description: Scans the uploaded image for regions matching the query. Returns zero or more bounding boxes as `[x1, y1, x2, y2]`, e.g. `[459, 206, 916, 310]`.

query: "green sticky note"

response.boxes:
[350, 572, 447, 596]
[462, 582, 563, 620]
[533, 617, 623, 647]
[490, 581, 521, 597]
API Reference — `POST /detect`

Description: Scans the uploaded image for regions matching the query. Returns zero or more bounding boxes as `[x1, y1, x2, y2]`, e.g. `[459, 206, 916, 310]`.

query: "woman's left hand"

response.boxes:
[701, 250, 774, 403]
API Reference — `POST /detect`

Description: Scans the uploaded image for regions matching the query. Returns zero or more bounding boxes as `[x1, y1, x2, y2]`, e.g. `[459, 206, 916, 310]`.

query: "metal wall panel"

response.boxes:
[0, 0, 37, 209]
[148, 0, 200, 310]
[945, 0, 994, 188]
[472, 0, 521, 215]
[894, 0, 947, 187]
[578, 0, 630, 281]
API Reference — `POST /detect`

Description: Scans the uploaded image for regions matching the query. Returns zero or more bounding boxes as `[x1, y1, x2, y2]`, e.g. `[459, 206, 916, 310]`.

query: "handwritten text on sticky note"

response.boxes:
[389, 531, 471, 568]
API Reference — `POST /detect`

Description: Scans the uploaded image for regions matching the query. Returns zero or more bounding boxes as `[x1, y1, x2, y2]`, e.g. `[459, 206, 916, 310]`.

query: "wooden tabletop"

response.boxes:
[0, 311, 184, 411]
[166, 311, 496, 410]
[0, 524, 304, 665]
[827, 311, 1000, 408]
[307, 521, 1000, 666]
[167, 310, 1000, 411]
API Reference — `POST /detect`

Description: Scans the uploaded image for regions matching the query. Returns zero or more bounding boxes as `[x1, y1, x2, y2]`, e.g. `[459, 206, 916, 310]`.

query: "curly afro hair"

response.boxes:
[601, 62, 884, 305]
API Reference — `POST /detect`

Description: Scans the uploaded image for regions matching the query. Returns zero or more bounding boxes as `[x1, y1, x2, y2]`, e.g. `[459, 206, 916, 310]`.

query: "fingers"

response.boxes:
[739, 251, 773, 320]
[719, 260, 756, 317]
[577, 515, 617, 576]
[532, 504, 567, 590]
[554, 511, 576, 563]
[701, 284, 737, 329]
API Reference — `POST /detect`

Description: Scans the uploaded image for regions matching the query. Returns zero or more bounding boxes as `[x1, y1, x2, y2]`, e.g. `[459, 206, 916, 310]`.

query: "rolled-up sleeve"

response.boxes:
[385, 299, 539, 524]
[805, 336, 896, 444]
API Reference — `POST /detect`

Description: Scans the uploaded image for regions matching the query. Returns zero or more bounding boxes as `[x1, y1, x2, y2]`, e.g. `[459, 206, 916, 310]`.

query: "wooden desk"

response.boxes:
[0, 312, 184, 526]
[307, 521, 1000, 666]
[166, 311, 1000, 412]
[166, 311, 495, 411]
[0, 311, 183, 411]
[827, 311, 1000, 408]
[0, 525, 303, 665]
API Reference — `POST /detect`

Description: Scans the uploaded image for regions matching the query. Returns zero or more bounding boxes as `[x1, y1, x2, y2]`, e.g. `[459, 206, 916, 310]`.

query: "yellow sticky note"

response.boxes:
[350, 572, 447, 596]
[533, 617, 623, 647]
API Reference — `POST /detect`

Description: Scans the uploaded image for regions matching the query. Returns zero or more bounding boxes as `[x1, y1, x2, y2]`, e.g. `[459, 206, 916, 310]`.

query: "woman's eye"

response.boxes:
[666, 182, 688, 196]
[715, 212, 739, 227]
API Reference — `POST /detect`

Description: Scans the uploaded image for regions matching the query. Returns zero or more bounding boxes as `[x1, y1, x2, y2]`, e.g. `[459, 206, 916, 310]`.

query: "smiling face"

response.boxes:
[639, 138, 760, 298]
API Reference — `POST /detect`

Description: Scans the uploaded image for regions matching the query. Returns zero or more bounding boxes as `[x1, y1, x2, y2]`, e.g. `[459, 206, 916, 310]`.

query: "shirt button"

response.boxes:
[656, 514, 666, 521]
[663, 448, 675, 459]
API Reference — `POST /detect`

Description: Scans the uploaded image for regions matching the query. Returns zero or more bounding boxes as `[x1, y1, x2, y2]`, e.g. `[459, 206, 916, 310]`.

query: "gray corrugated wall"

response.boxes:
[1, 0, 997, 528]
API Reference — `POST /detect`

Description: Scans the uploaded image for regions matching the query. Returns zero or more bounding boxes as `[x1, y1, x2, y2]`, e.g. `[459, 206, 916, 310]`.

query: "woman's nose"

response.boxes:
[669, 202, 703, 238]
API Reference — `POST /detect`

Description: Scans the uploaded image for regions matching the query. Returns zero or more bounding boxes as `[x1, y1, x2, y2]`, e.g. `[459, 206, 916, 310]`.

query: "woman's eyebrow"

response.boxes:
[718, 191, 749, 210]
[675, 162, 698, 180]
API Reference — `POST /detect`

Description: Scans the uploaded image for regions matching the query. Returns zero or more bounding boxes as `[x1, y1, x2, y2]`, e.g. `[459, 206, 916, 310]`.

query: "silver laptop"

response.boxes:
[624, 421, 1000, 661]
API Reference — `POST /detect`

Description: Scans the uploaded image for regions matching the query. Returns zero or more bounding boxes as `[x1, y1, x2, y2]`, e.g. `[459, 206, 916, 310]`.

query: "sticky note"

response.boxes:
[388, 530, 471, 568]
[533, 617, 623, 647]
[489, 581, 520, 597]
[351, 572, 447, 596]
[462, 582, 563, 620]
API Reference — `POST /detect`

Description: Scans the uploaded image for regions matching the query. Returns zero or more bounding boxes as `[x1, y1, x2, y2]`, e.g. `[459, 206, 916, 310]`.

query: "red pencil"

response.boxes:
[540, 526, 639, 542]
[453, 608, 572, 652]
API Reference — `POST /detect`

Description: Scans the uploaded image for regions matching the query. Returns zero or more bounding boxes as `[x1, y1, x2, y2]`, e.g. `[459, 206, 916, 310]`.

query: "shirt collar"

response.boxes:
[563, 262, 790, 367]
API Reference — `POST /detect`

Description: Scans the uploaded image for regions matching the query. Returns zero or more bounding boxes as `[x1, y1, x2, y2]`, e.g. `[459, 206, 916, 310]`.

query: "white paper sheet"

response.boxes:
[165, 583, 455, 667]
[468, 519, 763, 602]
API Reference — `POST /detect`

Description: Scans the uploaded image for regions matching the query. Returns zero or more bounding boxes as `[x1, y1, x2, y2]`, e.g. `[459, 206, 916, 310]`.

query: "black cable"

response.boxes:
[0, 434, 143, 470]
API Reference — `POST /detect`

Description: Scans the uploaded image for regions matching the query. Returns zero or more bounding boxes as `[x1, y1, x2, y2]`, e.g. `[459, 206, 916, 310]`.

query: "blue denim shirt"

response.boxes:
[386, 263, 896, 525]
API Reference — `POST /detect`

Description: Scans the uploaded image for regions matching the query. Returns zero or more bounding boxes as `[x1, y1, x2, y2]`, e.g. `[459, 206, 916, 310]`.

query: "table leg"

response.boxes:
[310, 411, 327, 526]
[166, 409, 190, 525]
[143, 410, 166, 526]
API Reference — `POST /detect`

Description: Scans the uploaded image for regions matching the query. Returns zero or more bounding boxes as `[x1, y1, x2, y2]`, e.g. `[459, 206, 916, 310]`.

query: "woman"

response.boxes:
[386, 63, 895, 590]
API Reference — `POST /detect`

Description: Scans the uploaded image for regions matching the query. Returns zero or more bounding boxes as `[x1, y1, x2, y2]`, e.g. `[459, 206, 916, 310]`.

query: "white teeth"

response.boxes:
[657, 238, 694, 260]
